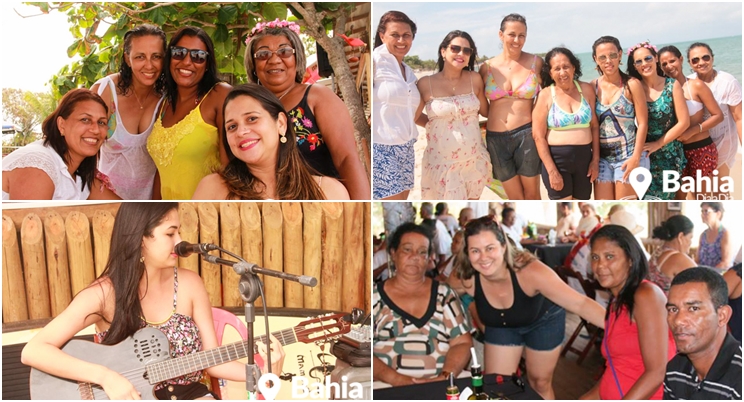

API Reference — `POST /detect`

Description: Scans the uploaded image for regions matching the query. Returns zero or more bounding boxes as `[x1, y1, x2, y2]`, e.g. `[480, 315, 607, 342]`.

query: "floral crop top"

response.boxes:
[95, 266, 203, 389]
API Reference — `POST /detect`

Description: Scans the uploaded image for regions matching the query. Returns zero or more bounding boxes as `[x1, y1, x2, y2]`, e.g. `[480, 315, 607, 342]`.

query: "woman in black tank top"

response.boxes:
[447, 216, 606, 399]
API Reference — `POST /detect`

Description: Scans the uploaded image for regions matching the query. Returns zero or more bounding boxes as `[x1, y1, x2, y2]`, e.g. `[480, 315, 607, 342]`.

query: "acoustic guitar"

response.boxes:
[29, 313, 350, 400]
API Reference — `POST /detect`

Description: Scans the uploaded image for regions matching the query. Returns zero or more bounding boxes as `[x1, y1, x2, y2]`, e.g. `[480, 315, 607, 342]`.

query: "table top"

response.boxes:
[373, 374, 542, 400]
[524, 242, 575, 269]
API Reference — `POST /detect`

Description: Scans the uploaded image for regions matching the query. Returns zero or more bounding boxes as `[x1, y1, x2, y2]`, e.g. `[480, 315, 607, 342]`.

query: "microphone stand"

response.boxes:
[201, 250, 317, 399]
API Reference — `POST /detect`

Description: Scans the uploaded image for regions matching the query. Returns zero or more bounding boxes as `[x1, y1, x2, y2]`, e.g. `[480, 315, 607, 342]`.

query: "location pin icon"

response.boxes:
[629, 167, 652, 200]
[258, 373, 281, 400]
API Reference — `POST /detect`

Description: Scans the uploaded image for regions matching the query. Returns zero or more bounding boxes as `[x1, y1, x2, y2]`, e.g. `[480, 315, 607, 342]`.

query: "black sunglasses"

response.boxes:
[170, 46, 209, 64]
[634, 55, 655, 67]
[690, 54, 712, 65]
[449, 45, 473, 56]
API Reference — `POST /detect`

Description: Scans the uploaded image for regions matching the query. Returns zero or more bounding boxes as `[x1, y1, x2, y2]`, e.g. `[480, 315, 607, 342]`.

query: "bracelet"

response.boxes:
[699, 123, 703, 133]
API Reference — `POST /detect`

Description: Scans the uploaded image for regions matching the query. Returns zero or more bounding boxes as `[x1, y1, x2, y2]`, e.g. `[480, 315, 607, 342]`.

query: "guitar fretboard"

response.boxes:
[146, 326, 299, 384]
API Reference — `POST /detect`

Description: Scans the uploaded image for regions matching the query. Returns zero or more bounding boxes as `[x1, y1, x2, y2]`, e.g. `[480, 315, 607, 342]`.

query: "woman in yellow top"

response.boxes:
[147, 26, 231, 200]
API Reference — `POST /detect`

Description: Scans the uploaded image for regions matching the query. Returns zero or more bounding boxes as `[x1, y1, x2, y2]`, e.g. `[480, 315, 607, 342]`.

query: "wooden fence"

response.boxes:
[2, 202, 371, 324]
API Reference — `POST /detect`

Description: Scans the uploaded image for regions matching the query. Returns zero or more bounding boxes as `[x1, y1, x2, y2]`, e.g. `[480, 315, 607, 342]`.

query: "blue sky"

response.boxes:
[372, 2, 742, 59]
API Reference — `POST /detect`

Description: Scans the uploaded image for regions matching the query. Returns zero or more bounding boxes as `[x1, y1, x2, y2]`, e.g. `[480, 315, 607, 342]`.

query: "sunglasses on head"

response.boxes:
[254, 47, 296, 61]
[634, 55, 655, 67]
[170, 46, 209, 64]
[597, 52, 619, 63]
[449, 45, 473, 56]
[691, 54, 712, 65]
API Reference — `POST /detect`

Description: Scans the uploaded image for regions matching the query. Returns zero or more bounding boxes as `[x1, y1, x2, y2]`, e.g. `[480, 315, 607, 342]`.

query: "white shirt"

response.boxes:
[432, 219, 452, 257]
[372, 45, 420, 145]
[501, 223, 525, 251]
[94, 76, 162, 200]
[437, 214, 459, 236]
[2, 140, 91, 200]
[373, 249, 389, 281]
[688, 70, 742, 169]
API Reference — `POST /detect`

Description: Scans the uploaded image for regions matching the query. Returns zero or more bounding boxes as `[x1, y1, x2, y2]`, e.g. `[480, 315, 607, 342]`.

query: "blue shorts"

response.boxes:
[597, 152, 650, 183]
[483, 303, 566, 351]
[373, 139, 415, 199]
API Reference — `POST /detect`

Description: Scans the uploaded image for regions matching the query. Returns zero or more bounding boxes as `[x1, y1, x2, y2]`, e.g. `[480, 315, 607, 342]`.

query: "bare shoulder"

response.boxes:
[469, 70, 485, 86]
[318, 176, 350, 200]
[579, 80, 595, 94]
[176, 267, 203, 285]
[192, 173, 228, 200]
[634, 281, 666, 305]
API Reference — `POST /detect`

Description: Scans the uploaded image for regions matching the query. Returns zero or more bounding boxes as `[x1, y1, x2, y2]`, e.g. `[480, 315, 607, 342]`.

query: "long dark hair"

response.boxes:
[626, 42, 664, 81]
[590, 224, 648, 319]
[219, 84, 325, 200]
[374, 10, 417, 48]
[96, 202, 179, 345]
[163, 26, 222, 112]
[457, 215, 536, 280]
[652, 215, 694, 241]
[436, 30, 478, 72]
[541, 47, 582, 87]
[117, 24, 166, 96]
[42, 89, 108, 192]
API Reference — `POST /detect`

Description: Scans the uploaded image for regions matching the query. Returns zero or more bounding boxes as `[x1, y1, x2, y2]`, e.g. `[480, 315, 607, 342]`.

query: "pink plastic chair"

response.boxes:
[210, 307, 248, 399]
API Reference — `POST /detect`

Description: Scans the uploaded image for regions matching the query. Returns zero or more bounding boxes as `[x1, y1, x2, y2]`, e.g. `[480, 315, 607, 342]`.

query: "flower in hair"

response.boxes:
[246, 19, 301, 44]
[627, 41, 658, 55]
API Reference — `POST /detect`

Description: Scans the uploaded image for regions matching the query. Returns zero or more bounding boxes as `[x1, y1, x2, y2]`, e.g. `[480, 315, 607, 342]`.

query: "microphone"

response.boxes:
[174, 241, 218, 257]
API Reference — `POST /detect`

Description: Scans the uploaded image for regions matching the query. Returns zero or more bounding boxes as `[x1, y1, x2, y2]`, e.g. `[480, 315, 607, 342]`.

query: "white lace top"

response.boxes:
[2, 140, 91, 200]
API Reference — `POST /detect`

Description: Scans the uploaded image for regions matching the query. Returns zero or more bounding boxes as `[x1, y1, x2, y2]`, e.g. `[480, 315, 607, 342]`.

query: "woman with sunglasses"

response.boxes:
[147, 26, 231, 200]
[626, 41, 689, 200]
[532, 47, 600, 200]
[658, 45, 723, 200]
[192, 84, 349, 200]
[372, 11, 423, 200]
[686, 43, 742, 184]
[243, 20, 369, 200]
[480, 14, 543, 200]
[416, 30, 491, 200]
[448, 216, 605, 399]
[591, 36, 649, 200]
[90, 24, 166, 200]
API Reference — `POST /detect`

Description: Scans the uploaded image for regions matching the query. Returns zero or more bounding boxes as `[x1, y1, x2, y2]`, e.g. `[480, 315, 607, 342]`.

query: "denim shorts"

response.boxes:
[483, 303, 566, 351]
[597, 152, 650, 183]
[372, 139, 415, 199]
[485, 123, 541, 182]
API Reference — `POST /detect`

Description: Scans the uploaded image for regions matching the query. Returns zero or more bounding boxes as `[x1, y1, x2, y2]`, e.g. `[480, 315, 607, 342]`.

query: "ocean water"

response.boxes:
[575, 35, 742, 83]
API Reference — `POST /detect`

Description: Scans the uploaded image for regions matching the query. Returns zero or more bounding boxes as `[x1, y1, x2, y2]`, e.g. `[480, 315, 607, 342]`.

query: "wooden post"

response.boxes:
[21, 213, 51, 319]
[321, 203, 344, 311]
[66, 211, 96, 297]
[2, 215, 28, 322]
[282, 203, 303, 308]
[220, 203, 242, 307]
[91, 210, 115, 277]
[342, 203, 364, 312]
[43, 211, 72, 317]
[261, 203, 283, 308]
[364, 202, 371, 315]
[178, 203, 200, 274]
[302, 203, 322, 309]
[198, 203, 221, 306]
[240, 203, 263, 307]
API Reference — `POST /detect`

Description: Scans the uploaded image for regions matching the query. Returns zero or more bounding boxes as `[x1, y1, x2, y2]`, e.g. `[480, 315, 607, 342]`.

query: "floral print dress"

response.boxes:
[645, 77, 686, 200]
[421, 82, 492, 199]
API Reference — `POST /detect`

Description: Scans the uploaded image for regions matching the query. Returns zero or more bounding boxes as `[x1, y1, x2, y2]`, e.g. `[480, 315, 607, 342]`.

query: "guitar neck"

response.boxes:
[147, 326, 298, 384]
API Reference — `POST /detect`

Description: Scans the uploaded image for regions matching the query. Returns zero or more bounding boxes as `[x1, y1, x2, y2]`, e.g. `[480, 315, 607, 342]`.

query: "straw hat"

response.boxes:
[608, 209, 644, 235]
[576, 216, 600, 238]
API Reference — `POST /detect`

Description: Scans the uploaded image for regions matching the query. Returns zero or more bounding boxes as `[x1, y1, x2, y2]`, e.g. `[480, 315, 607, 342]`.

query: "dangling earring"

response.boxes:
[140, 256, 145, 263]
[279, 129, 287, 144]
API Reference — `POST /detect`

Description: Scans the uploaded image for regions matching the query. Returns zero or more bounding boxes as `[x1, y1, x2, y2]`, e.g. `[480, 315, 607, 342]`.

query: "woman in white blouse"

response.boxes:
[2, 89, 118, 200]
[372, 10, 424, 200]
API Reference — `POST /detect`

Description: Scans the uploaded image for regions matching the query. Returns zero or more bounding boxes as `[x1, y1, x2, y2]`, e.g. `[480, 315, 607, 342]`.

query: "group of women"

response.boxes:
[372, 11, 742, 200]
[4, 22, 371, 200]
[374, 203, 740, 400]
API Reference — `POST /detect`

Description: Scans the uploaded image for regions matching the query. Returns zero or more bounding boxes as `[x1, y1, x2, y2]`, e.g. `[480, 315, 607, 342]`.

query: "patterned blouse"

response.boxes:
[95, 266, 203, 389]
[373, 280, 471, 379]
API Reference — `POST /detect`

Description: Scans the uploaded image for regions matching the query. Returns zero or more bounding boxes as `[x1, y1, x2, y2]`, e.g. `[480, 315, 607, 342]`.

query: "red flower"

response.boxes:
[308, 134, 319, 144]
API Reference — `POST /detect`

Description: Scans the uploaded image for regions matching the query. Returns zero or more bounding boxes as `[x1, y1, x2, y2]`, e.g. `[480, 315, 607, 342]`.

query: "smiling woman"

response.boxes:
[146, 26, 232, 200]
[2, 89, 119, 200]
